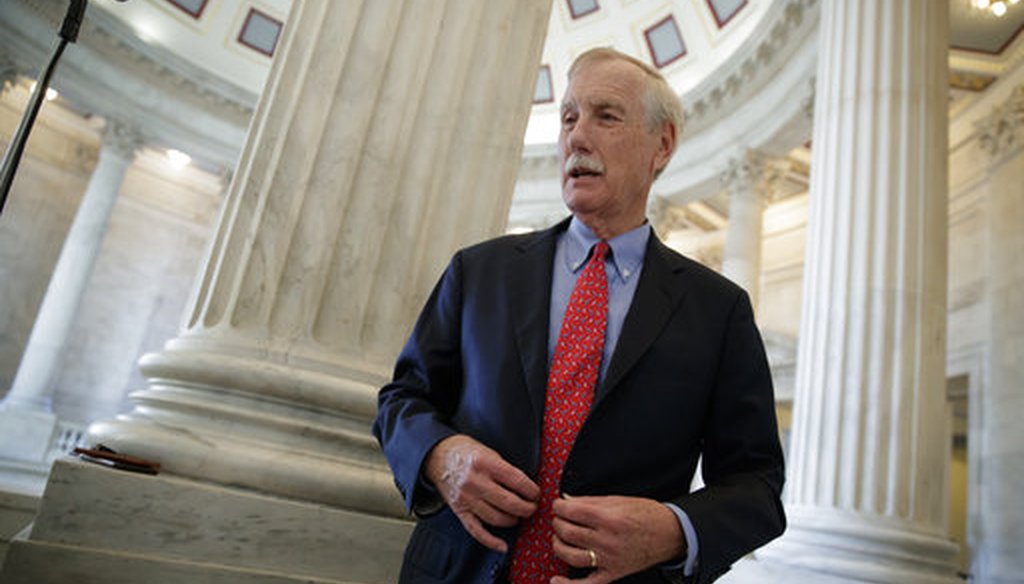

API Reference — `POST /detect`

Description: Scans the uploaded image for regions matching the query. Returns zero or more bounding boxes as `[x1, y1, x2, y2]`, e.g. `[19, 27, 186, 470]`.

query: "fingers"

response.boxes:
[552, 495, 687, 579]
[455, 509, 509, 553]
[424, 435, 540, 552]
[551, 527, 599, 567]
[491, 460, 542, 506]
[447, 447, 538, 519]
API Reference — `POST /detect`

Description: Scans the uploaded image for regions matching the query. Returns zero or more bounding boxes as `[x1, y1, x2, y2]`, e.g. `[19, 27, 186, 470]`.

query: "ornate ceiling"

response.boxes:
[1, 0, 1022, 235]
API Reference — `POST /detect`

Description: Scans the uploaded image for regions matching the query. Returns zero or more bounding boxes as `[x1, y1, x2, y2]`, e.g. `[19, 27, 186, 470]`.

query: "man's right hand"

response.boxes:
[424, 434, 540, 552]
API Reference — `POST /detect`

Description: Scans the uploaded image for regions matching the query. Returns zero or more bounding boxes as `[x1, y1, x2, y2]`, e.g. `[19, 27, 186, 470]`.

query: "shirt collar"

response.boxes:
[564, 217, 650, 282]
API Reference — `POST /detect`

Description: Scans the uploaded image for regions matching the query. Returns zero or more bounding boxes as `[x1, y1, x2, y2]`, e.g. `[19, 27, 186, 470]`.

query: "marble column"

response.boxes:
[0, 120, 140, 463]
[973, 84, 1024, 584]
[758, 1, 960, 582]
[719, 149, 783, 309]
[88, 0, 552, 518]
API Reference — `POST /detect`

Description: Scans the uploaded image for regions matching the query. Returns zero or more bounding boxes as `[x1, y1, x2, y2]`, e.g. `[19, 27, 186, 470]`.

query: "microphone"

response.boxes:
[59, 0, 88, 43]
[1, 0, 127, 214]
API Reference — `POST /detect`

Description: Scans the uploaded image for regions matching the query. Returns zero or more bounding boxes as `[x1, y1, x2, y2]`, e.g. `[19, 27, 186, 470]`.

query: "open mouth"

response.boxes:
[568, 167, 602, 178]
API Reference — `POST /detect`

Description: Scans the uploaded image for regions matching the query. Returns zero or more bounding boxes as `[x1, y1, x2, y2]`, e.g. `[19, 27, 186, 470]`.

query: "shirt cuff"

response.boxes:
[663, 502, 699, 577]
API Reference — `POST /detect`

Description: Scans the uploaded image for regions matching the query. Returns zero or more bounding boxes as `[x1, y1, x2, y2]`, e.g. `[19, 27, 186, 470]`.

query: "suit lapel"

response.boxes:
[508, 219, 568, 429]
[596, 235, 690, 406]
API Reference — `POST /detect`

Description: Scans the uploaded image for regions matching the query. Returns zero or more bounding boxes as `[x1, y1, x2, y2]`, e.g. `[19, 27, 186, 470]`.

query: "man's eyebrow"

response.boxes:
[591, 99, 625, 114]
[561, 99, 626, 116]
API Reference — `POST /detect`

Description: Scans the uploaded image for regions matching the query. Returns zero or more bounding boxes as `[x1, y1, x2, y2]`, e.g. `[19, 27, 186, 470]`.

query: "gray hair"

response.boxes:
[567, 47, 685, 155]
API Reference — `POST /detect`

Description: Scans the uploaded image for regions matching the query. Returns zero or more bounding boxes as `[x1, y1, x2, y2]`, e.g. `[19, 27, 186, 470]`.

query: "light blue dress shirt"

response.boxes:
[549, 217, 699, 576]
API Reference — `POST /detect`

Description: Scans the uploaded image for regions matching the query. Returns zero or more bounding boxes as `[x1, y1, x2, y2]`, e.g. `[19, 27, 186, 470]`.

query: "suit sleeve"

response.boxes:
[676, 290, 787, 584]
[372, 253, 465, 512]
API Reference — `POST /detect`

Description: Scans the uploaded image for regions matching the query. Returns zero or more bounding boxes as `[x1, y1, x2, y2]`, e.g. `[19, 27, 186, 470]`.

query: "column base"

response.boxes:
[757, 506, 962, 584]
[86, 346, 405, 517]
[0, 458, 414, 584]
[88, 415, 405, 518]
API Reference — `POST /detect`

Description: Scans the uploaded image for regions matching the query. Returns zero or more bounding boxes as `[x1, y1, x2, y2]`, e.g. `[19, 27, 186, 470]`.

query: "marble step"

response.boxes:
[0, 458, 413, 583]
[3, 538, 361, 584]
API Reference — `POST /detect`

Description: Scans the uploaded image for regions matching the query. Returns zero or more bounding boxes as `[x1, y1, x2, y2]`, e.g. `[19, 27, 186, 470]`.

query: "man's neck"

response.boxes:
[574, 213, 647, 241]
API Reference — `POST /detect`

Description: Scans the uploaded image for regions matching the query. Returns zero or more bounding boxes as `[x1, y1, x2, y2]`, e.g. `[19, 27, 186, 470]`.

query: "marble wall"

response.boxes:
[0, 91, 96, 395]
[0, 88, 224, 426]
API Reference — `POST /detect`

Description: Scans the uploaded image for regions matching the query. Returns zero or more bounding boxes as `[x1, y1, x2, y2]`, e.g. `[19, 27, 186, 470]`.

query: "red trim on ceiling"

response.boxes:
[644, 15, 687, 69]
[534, 65, 555, 104]
[237, 7, 283, 58]
[567, 0, 600, 20]
[165, 0, 208, 19]
[704, 0, 748, 29]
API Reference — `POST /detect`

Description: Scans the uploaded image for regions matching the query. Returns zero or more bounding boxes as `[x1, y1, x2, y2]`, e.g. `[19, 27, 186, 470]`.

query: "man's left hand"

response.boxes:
[550, 495, 685, 583]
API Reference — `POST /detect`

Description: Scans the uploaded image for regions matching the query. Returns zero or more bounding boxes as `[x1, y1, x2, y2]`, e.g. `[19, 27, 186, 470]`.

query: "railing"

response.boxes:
[46, 421, 88, 462]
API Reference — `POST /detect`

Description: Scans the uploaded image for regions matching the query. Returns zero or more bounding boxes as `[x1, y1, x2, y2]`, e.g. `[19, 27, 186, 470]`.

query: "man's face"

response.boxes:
[559, 59, 672, 234]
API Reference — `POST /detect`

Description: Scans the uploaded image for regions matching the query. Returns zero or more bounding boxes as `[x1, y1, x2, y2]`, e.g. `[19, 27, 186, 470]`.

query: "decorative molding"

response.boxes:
[0, 54, 21, 93]
[81, 12, 256, 119]
[801, 75, 815, 121]
[681, 0, 819, 135]
[218, 167, 234, 193]
[720, 149, 788, 202]
[950, 69, 997, 93]
[14, 0, 256, 118]
[102, 119, 144, 158]
[0, 0, 254, 169]
[650, 195, 691, 234]
[975, 84, 1024, 160]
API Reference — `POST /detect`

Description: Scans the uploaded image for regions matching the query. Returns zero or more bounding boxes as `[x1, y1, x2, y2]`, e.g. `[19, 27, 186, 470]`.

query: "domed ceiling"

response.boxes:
[4, 0, 1022, 162]
[78, 0, 1024, 145]
[1, 0, 1022, 235]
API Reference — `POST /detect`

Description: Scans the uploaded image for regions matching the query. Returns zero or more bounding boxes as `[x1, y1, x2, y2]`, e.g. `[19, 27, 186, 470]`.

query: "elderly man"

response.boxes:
[374, 47, 785, 584]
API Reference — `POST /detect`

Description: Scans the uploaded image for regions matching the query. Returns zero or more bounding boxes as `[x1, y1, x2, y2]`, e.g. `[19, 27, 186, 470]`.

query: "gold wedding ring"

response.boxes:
[587, 548, 598, 568]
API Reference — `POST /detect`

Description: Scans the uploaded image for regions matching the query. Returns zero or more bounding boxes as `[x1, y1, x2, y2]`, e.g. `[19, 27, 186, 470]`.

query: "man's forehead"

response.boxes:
[560, 95, 627, 112]
[562, 61, 644, 107]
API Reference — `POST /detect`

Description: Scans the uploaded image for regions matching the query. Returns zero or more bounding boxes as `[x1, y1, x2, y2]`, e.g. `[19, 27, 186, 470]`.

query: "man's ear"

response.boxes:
[653, 121, 677, 175]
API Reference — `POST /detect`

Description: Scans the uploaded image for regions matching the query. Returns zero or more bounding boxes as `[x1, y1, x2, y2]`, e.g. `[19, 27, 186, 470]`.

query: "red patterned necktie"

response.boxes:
[509, 241, 610, 583]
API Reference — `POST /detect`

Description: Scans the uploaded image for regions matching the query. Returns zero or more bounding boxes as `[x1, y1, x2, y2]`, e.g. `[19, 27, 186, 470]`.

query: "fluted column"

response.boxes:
[0, 121, 140, 462]
[720, 149, 783, 309]
[973, 84, 1024, 584]
[759, 1, 959, 582]
[89, 0, 552, 517]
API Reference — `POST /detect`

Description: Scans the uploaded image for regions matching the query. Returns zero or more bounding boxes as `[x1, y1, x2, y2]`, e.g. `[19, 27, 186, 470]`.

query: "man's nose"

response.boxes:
[565, 118, 592, 153]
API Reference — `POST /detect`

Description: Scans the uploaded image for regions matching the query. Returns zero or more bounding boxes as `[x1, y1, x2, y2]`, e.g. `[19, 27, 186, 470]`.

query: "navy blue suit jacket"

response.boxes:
[373, 219, 785, 583]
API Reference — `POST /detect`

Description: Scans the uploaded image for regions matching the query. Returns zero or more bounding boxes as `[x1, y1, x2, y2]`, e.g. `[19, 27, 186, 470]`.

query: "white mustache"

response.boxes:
[564, 153, 605, 176]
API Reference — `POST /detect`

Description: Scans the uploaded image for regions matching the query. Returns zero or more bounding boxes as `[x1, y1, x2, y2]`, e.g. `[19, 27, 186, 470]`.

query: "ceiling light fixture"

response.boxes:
[166, 149, 191, 169]
[973, 0, 1016, 16]
[28, 82, 59, 101]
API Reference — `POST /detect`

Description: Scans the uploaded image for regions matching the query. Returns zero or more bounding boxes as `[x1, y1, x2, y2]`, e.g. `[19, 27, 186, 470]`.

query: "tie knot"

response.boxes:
[591, 241, 609, 263]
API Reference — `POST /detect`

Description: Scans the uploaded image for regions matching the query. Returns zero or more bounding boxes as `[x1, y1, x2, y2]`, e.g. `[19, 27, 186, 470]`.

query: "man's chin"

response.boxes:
[562, 186, 607, 208]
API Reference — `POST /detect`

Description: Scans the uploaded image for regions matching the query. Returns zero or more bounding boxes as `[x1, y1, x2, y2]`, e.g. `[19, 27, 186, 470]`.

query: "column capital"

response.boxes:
[801, 75, 816, 121]
[720, 149, 787, 202]
[101, 119, 144, 159]
[217, 167, 234, 194]
[975, 84, 1024, 162]
[649, 195, 690, 235]
[693, 244, 723, 271]
[0, 55, 22, 96]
